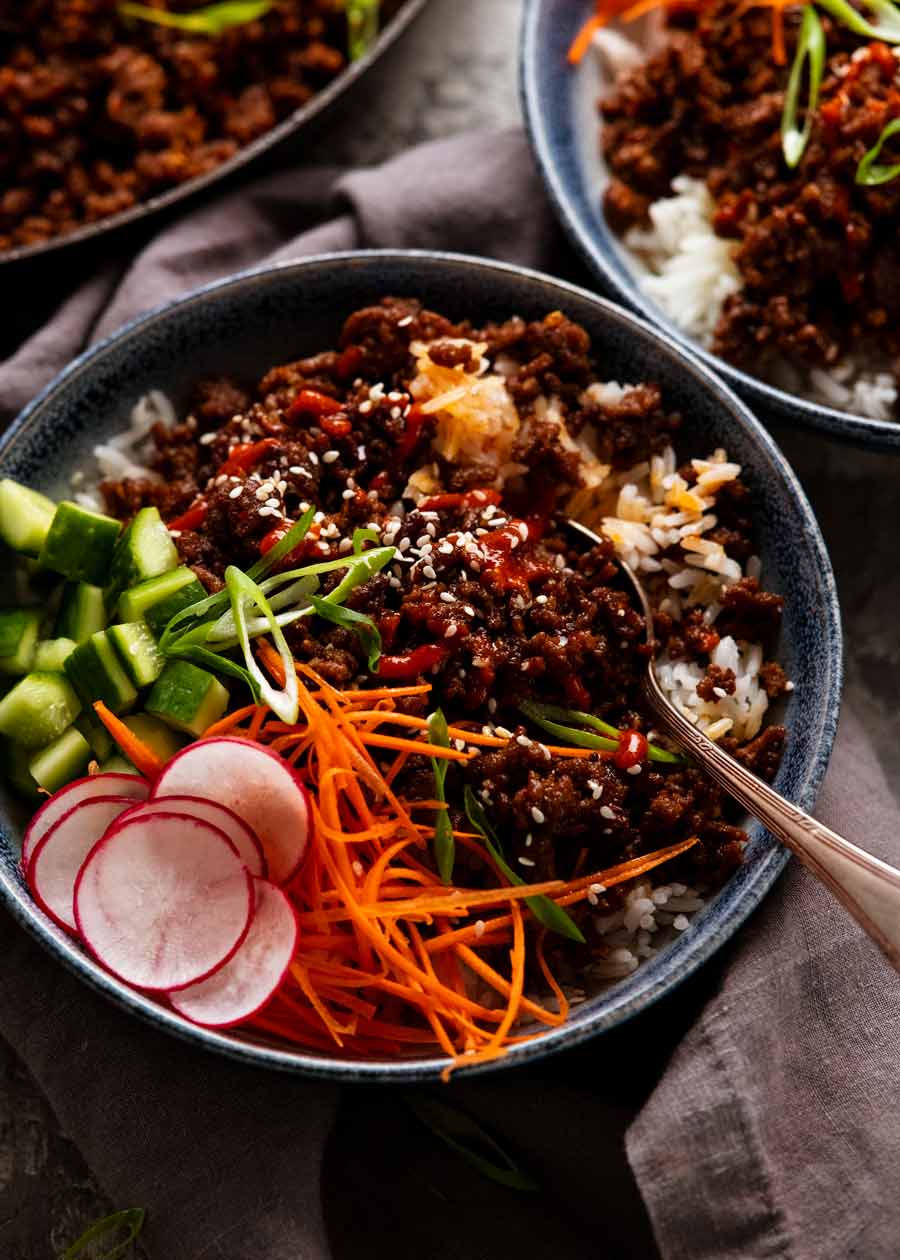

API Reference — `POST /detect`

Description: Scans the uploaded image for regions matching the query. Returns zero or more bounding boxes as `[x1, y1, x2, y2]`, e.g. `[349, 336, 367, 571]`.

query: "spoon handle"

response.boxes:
[645, 677, 900, 973]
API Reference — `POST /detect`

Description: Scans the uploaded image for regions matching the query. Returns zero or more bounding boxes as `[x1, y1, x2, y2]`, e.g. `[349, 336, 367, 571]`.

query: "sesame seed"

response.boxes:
[370, 383, 385, 401]
[398, 315, 414, 327]
[587, 891, 599, 906]
[785, 680, 795, 691]
[390, 406, 402, 420]
[229, 486, 242, 499]
[342, 489, 355, 500]
[627, 764, 642, 775]
[454, 739, 466, 752]
[438, 541, 454, 555]
[265, 497, 280, 509]
[558, 635, 568, 647]
[258, 506, 278, 517]
[397, 537, 411, 551]
[539, 744, 551, 760]
[422, 565, 437, 580]
[600, 805, 615, 820]
[389, 576, 402, 589]
[199, 431, 216, 445]
[339, 538, 353, 553]
[495, 726, 513, 739]
[487, 698, 497, 714]
[444, 623, 458, 638]
[463, 605, 475, 617]
[516, 735, 532, 747]
[357, 445, 366, 460]
[555, 554, 565, 569]
[322, 450, 339, 464]
[474, 919, 486, 938]
[358, 400, 373, 414]
[425, 522, 436, 537]
[308, 451, 319, 465]
[289, 465, 303, 474]
[525, 833, 532, 846]
[590, 883, 606, 895]
[536, 594, 548, 604]
[352, 860, 364, 878]
[439, 592, 456, 603]
[516, 522, 529, 541]
[530, 806, 545, 824]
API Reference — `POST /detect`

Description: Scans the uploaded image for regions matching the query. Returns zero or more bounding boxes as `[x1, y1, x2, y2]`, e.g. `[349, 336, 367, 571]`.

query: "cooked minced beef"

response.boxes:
[600, 1, 900, 378]
[0, 0, 402, 252]
[101, 297, 786, 899]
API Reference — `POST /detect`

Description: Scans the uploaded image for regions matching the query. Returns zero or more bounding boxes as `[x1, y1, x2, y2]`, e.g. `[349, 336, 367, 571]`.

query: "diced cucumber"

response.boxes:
[106, 507, 179, 607]
[39, 502, 121, 585]
[146, 661, 229, 737]
[117, 566, 206, 637]
[123, 713, 185, 762]
[1, 739, 40, 801]
[28, 726, 92, 794]
[0, 672, 82, 750]
[0, 480, 56, 556]
[0, 609, 41, 676]
[65, 631, 138, 716]
[75, 710, 114, 761]
[108, 622, 165, 688]
[34, 637, 77, 673]
[56, 582, 107, 644]
[99, 753, 137, 774]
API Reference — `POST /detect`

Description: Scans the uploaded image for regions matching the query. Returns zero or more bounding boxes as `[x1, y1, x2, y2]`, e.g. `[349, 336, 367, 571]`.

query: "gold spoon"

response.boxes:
[566, 517, 900, 973]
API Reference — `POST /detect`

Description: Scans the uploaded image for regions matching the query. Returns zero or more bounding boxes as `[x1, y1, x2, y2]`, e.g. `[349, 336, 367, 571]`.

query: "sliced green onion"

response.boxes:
[427, 709, 455, 884]
[346, 0, 380, 59]
[309, 595, 382, 672]
[352, 526, 381, 554]
[225, 565, 299, 723]
[781, 5, 825, 169]
[815, 0, 900, 42]
[62, 1208, 146, 1260]
[249, 504, 316, 581]
[406, 1094, 538, 1192]
[856, 116, 900, 185]
[520, 700, 683, 765]
[327, 545, 394, 603]
[463, 786, 585, 944]
[118, 0, 273, 35]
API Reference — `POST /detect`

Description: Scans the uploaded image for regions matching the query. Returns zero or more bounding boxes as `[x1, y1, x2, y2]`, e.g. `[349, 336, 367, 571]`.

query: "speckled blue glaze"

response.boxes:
[0, 0, 427, 270]
[520, 0, 900, 451]
[0, 252, 842, 1080]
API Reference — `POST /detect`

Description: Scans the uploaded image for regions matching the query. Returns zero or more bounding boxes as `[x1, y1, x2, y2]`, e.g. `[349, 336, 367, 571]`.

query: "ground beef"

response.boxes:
[99, 297, 787, 905]
[696, 663, 736, 701]
[0, 0, 403, 253]
[599, 2, 900, 385]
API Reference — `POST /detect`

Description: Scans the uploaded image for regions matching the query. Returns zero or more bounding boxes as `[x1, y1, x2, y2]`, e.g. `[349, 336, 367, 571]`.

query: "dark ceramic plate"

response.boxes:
[0, 0, 427, 270]
[0, 251, 842, 1080]
[520, 0, 900, 451]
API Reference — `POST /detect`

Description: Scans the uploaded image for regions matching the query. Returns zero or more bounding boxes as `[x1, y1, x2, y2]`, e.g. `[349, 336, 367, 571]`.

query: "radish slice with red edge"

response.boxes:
[27, 795, 140, 934]
[169, 878, 298, 1028]
[22, 773, 148, 870]
[74, 811, 254, 992]
[121, 795, 267, 878]
[152, 738, 310, 886]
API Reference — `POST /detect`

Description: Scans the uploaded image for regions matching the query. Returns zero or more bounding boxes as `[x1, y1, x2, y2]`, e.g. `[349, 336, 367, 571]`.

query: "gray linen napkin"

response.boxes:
[2, 130, 898, 1260]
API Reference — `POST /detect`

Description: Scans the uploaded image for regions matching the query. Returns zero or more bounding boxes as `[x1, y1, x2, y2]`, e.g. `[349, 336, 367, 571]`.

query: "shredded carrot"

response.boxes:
[202, 704, 259, 738]
[92, 701, 162, 778]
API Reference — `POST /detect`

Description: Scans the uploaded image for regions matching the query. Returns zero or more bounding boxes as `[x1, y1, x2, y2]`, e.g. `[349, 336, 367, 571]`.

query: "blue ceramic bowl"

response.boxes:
[520, 0, 900, 451]
[0, 251, 842, 1080]
[0, 0, 427, 270]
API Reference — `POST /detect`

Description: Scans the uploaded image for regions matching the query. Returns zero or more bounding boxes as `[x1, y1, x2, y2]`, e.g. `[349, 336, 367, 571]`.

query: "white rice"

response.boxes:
[594, 29, 899, 422]
[71, 388, 172, 507]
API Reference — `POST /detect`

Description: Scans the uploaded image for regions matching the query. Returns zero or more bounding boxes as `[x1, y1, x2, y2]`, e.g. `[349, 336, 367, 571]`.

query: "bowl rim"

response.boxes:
[0, 0, 428, 270]
[519, 0, 900, 452]
[0, 249, 843, 1080]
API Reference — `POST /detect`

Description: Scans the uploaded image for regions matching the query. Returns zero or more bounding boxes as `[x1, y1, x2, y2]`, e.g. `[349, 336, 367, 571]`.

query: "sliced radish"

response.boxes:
[152, 738, 310, 886]
[23, 773, 148, 869]
[121, 796, 266, 878]
[27, 795, 140, 934]
[74, 811, 253, 992]
[169, 878, 298, 1028]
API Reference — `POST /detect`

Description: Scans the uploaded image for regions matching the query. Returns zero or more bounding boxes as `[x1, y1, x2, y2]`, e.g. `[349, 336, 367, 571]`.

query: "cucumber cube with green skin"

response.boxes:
[99, 753, 136, 774]
[39, 502, 121, 585]
[0, 480, 56, 556]
[1, 738, 40, 801]
[146, 661, 229, 737]
[0, 672, 82, 750]
[75, 710, 114, 761]
[108, 621, 165, 688]
[34, 638, 77, 673]
[65, 631, 138, 716]
[106, 507, 179, 607]
[0, 610, 41, 676]
[117, 566, 206, 636]
[28, 726, 92, 794]
[56, 582, 107, 643]
[123, 713, 185, 762]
